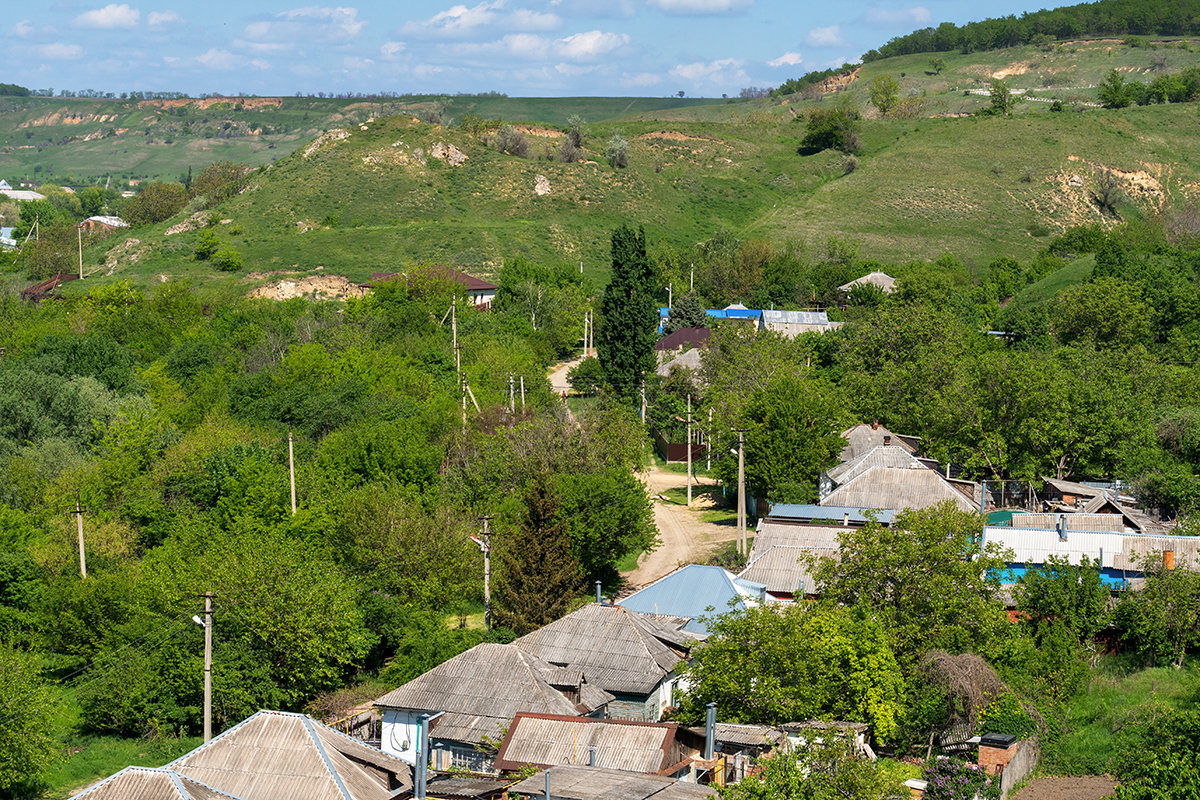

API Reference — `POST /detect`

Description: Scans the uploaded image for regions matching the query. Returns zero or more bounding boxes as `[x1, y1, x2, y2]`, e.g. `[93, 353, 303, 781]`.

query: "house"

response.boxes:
[494, 713, 694, 776]
[163, 709, 414, 800]
[508, 766, 714, 800]
[820, 465, 978, 514]
[655, 327, 710, 359]
[370, 266, 498, 307]
[758, 309, 843, 338]
[372, 642, 612, 770]
[68, 766, 241, 800]
[514, 604, 699, 722]
[837, 421, 920, 463]
[821, 444, 931, 501]
[0, 179, 45, 202]
[837, 271, 896, 295]
[656, 347, 704, 379]
[739, 520, 854, 601]
[79, 215, 128, 232]
[618, 564, 769, 634]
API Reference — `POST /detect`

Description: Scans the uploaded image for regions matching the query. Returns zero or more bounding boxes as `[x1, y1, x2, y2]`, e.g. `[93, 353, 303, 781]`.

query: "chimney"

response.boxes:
[704, 703, 717, 760]
[588, 747, 597, 767]
[978, 733, 1020, 776]
[871, 419, 879, 430]
[1165, 550, 1175, 570]
[842, 511, 849, 526]
[883, 435, 891, 446]
[595, 581, 602, 604]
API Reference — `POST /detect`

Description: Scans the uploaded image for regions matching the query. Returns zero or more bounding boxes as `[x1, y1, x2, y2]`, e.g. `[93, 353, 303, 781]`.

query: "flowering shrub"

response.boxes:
[922, 758, 1000, 800]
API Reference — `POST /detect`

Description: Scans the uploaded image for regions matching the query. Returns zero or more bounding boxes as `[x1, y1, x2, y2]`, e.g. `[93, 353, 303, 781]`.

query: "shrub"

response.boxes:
[923, 759, 1000, 800]
[797, 106, 861, 154]
[842, 156, 859, 175]
[212, 247, 243, 272]
[194, 229, 220, 261]
[123, 182, 187, 226]
[189, 161, 251, 208]
[605, 134, 628, 168]
[496, 125, 529, 158]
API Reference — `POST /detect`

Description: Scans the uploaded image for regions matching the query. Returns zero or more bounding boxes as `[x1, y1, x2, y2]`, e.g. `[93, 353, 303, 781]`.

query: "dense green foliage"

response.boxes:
[598, 226, 657, 399]
[719, 733, 902, 800]
[0, 647, 57, 795]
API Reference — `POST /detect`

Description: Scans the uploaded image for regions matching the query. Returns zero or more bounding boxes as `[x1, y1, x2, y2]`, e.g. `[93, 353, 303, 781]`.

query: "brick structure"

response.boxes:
[978, 733, 1019, 776]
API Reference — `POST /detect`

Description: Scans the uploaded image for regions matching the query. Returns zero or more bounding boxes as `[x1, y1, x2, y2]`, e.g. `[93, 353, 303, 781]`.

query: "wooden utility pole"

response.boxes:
[287, 428, 297, 515]
[74, 495, 87, 578]
[509, 374, 515, 413]
[77, 225, 84, 279]
[201, 592, 214, 743]
[736, 429, 747, 556]
[686, 395, 693, 507]
[474, 517, 494, 631]
[452, 297, 459, 374]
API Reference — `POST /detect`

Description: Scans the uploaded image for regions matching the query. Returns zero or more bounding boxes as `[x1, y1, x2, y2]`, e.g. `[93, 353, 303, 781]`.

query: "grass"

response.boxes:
[616, 546, 645, 573]
[43, 733, 202, 799]
[1041, 657, 1199, 775]
[1010, 253, 1095, 307]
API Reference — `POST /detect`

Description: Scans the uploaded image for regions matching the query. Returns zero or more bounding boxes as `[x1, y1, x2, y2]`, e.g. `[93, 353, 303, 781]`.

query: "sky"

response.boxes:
[4, 1, 1056, 98]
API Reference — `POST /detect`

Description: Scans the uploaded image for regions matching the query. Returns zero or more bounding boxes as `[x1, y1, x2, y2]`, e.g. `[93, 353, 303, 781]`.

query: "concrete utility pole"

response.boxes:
[509, 374, 515, 413]
[583, 311, 589, 358]
[77, 225, 84, 280]
[735, 429, 747, 556]
[452, 297, 459, 374]
[686, 395, 693, 507]
[201, 592, 214, 743]
[690, 263, 694, 292]
[640, 376, 647, 423]
[460, 372, 467, 434]
[707, 408, 713, 471]
[668, 283, 673, 309]
[473, 517, 494, 631]
[74, 495, 87, 578]
[519, 375, 525, 412]
[287, 428, 297, 515]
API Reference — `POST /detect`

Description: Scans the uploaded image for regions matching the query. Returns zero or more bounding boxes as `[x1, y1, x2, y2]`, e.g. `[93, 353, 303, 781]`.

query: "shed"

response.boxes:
[494, 713, 690, 775]
[508, 766, 714, 800]
[68, 766, 240, 800]
[618, 564, 768, 634]
[166, 709, 414, 800]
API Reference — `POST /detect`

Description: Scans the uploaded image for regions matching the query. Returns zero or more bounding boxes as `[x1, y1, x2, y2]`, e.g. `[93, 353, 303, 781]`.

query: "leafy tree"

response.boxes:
[679, 604, 906, 739]
[811, 504, 1011, 663]
[988, 79, 1016, 115]
[1099, 69, 1133, 108]
[798, 106, 861, 154]
[605, 133, 629, 168]
[124, 182, 187, 226]
[212, 247, 243, 272]
[0, 647, 58, 794]
[194, 229, 220, 261]
[719, 732, 900, 800]
[494, 480, 583, 635]
[598, 225, 657, 399]
[868, 75, 900, 114]
[78, 186, 108, 217]
[664, 293, 707, 333]
[1114, 555, 1200, 668]
[1051, 277, 1151, 350]
[566, 356, 604, 396]
[930, 57, 947, 74]
[1015, 556, 1109, 646]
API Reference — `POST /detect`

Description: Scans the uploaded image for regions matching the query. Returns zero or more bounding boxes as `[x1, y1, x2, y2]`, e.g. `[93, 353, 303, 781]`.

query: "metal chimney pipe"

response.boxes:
[416, 714, 430, 800]
[589, 747, 597, 767]
[545, 770, 551, 800]
[595, 581, 602, 604]
[704, 702, 717, 760]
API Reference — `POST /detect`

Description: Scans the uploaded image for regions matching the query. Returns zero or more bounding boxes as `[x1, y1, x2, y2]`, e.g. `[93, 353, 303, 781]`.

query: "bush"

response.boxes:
[212, 247, 243, 272]
[797, 106, 861, 154]
[567, 356, 604, 395]
[495, 125, 529, 158]
[605, 134, 628, 168]
[194, 229, 220, 261]
[189, 161, 251, 208]
[123, 182, 188, 226]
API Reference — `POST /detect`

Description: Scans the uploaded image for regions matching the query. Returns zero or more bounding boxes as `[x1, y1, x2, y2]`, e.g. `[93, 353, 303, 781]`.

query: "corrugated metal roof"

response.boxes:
[838, 424, 918, 462]
[683, 723, 786, 749]
[837, 271, 896, 294]
[739, 524, 848, 596]
[656, 349, 702, 378]
[69, 767, 243, 800]
[984, 526, 1124, 569]
[509, 766, 713, 800]
[763, 505, 895, 525]
[514, 605, 692, 696]
[760, 310, 832, 325]
[618, 565, 765, 634]
[424, 776, 512, 799]
[495, 714, 676, 774]
[826, 445, 924, 485]
[821, 466, 977, 513]
[373, 644, 598, 745]
[1013, 513, 1125, 532]
[166, 710, 412, 800]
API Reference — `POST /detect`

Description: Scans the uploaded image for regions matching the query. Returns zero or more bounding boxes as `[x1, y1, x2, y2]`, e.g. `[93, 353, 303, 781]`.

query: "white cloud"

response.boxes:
[556, 30, 628, 61]
[10, 20, 33, 37]
[864, 6, 932, 27]
[806, 25, 843, 46]
[74, 4, 141, 29]
[195, 48, 242, 69]
[768, 51, 803, 67]
[235, 40, 290, 53]
[648, 0, 752, 15]
[147, 10, 182, 29]
[622, 71, 663, 87]
[413, 63, 445, 79]
[380, 41, 406, 58]
[39, 43, 85, 59]
[243, 7, 366, 44]
[447, 32, 550, 60]
[669, 57, 748, 86]
[343, 56, 374, 70]
[402, 2, 560, 39]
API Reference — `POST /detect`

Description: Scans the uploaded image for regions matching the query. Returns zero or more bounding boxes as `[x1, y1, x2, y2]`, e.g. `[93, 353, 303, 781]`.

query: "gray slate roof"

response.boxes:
[495, 713, 677, 774]
[373, 643, 610, 745]
[739, 524, 846, 596]
[683, 723, 786, 749]
[514, 605, 693, 696]
[509, 767, 713, 800]
[821, 465, 977, 514]
[837, 271, 896, 294]
[837, 423, 918, 462]
[826, 445, 925, 486]
[70, 767, 242, 800]
[167, 710, 413, 800]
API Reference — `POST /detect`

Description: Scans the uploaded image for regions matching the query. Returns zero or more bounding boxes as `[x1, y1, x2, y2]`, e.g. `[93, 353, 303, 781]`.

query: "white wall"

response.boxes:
[379, 707, 425, 763]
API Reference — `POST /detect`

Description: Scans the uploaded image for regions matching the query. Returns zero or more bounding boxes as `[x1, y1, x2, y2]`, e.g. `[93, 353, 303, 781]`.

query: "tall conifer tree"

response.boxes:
[598, 225, 657, 400]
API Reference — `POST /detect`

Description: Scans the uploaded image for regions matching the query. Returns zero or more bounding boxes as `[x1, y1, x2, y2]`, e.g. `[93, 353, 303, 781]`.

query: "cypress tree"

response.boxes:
[598, 225, 657, 399]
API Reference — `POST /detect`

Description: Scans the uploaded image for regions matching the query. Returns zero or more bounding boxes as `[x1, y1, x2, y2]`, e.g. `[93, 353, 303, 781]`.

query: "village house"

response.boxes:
[0, 179, 45, 202]
[79, 215, 129, 232]
[372, 642, 612, 771]
[819, 464, 978, 513]
[758, 309, 843, 338]
[493, 713, 696, 777]
[618, 564, 769, 634]
[67, 766, 240, 800]
[370, 266, 498, 307]
[837, 271, 897, 296]
[513, 603, 700, 722]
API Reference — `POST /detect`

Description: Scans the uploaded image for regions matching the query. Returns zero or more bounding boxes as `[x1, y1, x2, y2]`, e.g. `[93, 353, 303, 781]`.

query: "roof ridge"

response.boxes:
[302, 715, 355, 800]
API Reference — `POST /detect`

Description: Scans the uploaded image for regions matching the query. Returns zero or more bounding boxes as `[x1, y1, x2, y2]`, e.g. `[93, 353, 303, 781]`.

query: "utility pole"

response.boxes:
[77, 225, 84, 280]
[74, 494, 87, 578]
[735, 429, 747, 556]
[583, 310, 589, 357]
[472, 517, 494, 631]
[201, 592, 214, 743]
[707, 408, 713, 471]
[509, 374, 515, 413]
[287, 428, 297, 515]
[690, 263, 694, 292]
[460, 372, 467, 434]
[519, 375, 525, 412]
[668, 283, 673, 309]
[686, 395, 693, 507]
[640, 376, 646, 423]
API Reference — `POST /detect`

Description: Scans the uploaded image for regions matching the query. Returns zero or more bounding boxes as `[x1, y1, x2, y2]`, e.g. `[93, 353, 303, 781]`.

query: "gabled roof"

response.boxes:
[656, 348, 703, 378]
[654, 327, 710, 352]
[70, 767, 242, 800]
[838, 271, 896, 294]
[509, 766, 713, 800]
[167, 710, 413, 800]
[514, 605, 693, 695]
[740, 524, 847, 597]
[838, 423, 919, 462]
[826, 444, 925, 486]
[373, 643, 605, 745]
[494, 713, 678, 774]
[821, 466, 977, 514]
[618, 564, 765, 634]
[81, 215, 128, 228]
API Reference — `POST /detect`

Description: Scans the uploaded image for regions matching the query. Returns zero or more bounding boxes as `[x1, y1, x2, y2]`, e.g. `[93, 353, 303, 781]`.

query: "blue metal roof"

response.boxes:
[765, 504, 895, 525]
[617, 564, 765, 634]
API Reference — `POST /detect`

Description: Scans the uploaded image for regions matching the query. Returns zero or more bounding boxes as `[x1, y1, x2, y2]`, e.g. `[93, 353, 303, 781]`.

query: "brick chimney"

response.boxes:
[978, 733, 1019, 776]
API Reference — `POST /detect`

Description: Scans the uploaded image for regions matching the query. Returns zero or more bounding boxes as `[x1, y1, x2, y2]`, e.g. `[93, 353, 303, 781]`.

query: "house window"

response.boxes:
[448, 745, 489, 772]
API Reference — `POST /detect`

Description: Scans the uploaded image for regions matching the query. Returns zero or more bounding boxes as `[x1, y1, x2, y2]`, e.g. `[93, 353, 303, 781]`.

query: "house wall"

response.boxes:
[379, 707, 423, 762]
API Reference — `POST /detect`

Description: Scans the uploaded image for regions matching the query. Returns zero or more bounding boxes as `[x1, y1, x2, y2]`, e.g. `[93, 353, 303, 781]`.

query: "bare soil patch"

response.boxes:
[247, 274, 367, 301]
[1010, 776, 1117, 800]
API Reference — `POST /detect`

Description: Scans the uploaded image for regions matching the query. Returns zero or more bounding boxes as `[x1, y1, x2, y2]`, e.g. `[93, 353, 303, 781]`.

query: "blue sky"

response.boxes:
[4, 1, 1054, 97]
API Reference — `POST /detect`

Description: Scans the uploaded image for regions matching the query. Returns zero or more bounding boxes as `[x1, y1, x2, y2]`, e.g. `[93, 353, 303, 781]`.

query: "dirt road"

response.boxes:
[547, 357, 581, 396]
[623, 462, 743, 590]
